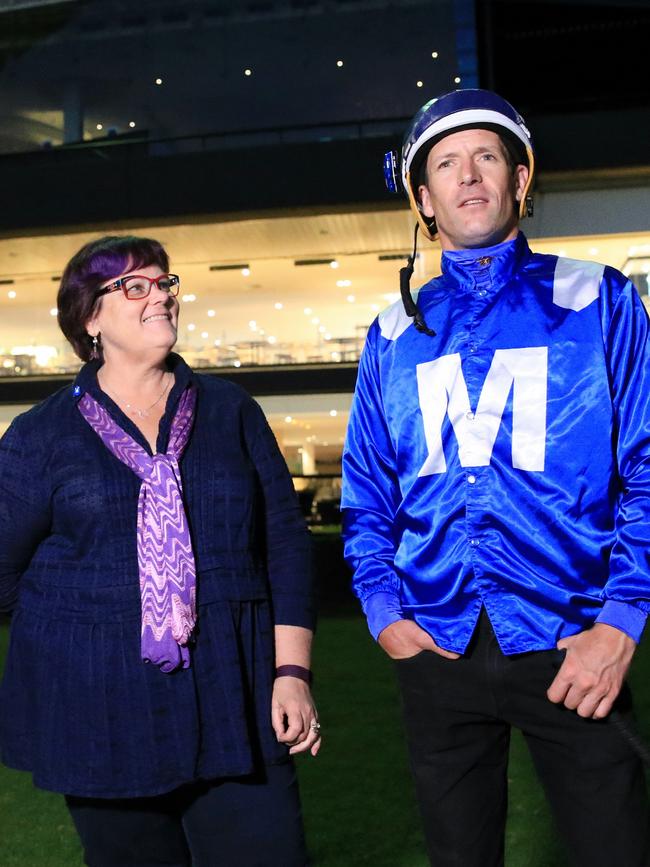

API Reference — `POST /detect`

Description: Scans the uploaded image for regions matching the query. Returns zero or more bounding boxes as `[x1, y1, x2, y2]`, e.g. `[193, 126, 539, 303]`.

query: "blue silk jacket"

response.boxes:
[341, 232, 650, 654]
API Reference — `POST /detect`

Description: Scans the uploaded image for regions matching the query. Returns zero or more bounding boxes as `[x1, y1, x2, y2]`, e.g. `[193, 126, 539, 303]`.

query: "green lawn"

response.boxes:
[1, 613, 648, 866]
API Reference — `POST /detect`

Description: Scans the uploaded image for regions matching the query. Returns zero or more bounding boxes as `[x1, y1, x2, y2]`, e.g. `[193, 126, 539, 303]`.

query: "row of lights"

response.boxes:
[417, 76, 461, 88]
[153, 51, 446, 86]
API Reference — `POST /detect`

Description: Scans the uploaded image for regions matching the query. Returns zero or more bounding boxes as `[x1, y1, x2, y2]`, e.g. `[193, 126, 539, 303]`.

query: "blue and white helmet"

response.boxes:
[384, 88, 535, 241]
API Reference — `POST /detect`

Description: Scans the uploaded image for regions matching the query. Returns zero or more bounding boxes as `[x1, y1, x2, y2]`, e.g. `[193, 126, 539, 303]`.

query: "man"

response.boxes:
[341, 88, 650, 866]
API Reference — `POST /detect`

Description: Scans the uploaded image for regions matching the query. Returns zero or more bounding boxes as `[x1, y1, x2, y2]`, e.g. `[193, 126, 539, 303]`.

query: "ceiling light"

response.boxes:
[336, 279, 351, 287]
[49, 307, 58, 316]
[336, 60, 343, 67]
[454, 76, 461, 84]
[268, 336, 276, 344]
[346, 295, 355, 303]
[233, 360, 241, 367]
[201, 331, 208, 339]
[378, 252, 413, 261]
[285, 416, 293, 423]
[324, 334, 332, 341]
[244, 68, 252, 76]
[209, 263, 250, 271]
[416, 81, 423, 88]
[129, 121, 136, 128]
[187, 323, 196, 331]
[249, 320, 257, 329]
[241, 267, 250, 276]
[329, 410, 338, 417]
[7, 290, 16, 299]
[431, 51, 439, 59]
[96, 123, 103, 131]
[371, 303, 380, 311]
[294, 258, 337, 267]
[155, 77, 163, 85]
[214, 339, 221, 346]
[311, 317, 319, 325]
[318, 325, 326, 333]
[182, 293, 196, 302]
[274, 302, 283, 310]
[304, 307, 312, 315]
[330, 260, 339, 269]
[207, 309, 215, 317]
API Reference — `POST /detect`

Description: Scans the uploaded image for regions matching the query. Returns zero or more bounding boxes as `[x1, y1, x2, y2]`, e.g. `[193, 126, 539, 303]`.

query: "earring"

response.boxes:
[90, 334, 100, 360]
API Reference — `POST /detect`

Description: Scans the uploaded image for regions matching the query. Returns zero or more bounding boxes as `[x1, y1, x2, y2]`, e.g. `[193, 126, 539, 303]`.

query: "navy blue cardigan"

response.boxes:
[0, 355, 314, 797]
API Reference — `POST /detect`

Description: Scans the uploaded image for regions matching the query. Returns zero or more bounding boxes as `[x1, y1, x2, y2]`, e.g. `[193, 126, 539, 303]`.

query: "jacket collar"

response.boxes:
[71, 352, 195, 455]
[440, 231, 532, 293]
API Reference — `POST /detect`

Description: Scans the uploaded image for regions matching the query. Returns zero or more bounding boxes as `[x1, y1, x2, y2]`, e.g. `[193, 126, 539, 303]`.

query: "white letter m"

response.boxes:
[416, 348, 548, 476]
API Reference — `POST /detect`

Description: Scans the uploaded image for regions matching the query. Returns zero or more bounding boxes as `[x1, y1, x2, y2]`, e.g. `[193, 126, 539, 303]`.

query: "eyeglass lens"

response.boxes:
[123, 275, 179, 299]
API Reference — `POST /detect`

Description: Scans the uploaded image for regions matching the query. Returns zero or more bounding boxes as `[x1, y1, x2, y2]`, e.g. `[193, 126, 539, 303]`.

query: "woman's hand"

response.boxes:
[272, 676, 322, 757]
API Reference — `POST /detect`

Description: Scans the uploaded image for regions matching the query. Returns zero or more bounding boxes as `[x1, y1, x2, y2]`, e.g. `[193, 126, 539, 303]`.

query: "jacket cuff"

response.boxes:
[273, 593, 317, 632]
[596, 600, 647, 643]
[363, 591, 404, 641]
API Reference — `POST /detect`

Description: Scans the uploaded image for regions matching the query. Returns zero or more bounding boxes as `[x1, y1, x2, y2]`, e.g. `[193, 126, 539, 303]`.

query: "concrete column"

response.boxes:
[63, 81, 83, 144]
[301, 442, 316, 476]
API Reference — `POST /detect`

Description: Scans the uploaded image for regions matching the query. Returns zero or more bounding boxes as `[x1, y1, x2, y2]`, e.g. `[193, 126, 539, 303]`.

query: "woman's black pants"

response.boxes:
[395, 610, 649, 867]
[65, 761, 308, 867]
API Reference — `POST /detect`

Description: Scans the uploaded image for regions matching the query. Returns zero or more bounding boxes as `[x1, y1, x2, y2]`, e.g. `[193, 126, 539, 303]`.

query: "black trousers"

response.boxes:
[395, 610, 649, 867]
[65, 761, 308, 867]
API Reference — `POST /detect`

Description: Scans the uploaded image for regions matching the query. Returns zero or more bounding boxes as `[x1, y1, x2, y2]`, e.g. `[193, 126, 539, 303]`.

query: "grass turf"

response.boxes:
[1, 612, 648, 866]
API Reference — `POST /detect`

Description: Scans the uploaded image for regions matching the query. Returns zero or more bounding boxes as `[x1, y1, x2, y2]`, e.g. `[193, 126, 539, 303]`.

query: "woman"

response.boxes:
[0, 235, 320, 866]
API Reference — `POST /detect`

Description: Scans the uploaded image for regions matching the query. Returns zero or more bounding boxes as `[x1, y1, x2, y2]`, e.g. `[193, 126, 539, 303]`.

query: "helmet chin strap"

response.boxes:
[400, 223, 436, 337]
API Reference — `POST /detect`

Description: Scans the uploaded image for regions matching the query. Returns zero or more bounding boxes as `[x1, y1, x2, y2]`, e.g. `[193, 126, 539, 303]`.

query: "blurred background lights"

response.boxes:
[129, 121, 136, 128]
[454, 76, 461, 83]
[336, 60, 343, 67]
[244, 68, 252, 76]
[432, 51, 439, 58]
[416, 80, 423, 88]
[155, 77, 163, 85]
[336, 279, 351, 287]
[187, 323, 196, 331]
[49, 307, 57, 316]
[241, 267, 250, 276]
[207, 309, 215, 317]
[329, 260, 339, 269]
[7, 291, 16, 299]
[274, 302, 283, 310]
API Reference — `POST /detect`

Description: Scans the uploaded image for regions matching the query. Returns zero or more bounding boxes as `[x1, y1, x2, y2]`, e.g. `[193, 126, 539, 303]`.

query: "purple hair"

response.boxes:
[57, 235, 170, 361]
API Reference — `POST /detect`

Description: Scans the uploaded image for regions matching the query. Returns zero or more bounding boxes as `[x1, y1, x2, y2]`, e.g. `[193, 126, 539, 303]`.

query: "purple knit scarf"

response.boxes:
[78, 385, 197, 673]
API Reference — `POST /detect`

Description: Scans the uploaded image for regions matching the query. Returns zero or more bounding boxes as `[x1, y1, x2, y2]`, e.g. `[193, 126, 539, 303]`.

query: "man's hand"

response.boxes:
[547, 623, 636, 719]
[378, 619, 460, 660]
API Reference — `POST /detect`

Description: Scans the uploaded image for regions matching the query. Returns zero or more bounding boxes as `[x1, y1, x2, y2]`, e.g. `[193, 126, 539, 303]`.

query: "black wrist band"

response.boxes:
[275, 664, 313, 685]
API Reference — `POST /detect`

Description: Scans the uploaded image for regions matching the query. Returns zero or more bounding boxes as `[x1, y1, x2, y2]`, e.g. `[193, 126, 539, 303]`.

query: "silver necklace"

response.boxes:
[105, 372, 172, 419]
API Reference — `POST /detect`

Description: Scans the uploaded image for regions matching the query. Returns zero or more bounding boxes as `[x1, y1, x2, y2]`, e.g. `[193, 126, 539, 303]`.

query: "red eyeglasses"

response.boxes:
[97, 273, 181, 301]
